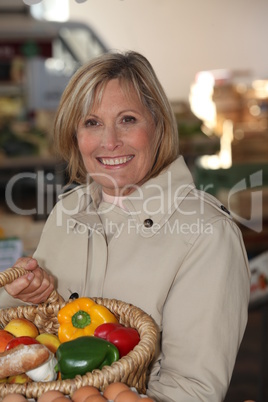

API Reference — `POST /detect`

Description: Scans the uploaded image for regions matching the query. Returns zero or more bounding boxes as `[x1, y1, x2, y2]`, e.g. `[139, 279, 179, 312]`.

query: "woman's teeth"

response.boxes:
[99, 156, 133, 165]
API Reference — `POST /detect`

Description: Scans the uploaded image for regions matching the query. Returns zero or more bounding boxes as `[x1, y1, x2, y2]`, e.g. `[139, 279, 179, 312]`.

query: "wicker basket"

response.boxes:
[0, 267, 158, 401]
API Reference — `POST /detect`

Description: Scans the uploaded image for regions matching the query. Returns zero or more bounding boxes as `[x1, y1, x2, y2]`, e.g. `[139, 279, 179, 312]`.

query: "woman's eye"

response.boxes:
[122, 115, 136, 123]
[85, 119, 99, 127]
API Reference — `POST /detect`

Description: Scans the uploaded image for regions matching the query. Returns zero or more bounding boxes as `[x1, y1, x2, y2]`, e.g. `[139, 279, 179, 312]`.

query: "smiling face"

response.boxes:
[77, 79, 157, 196]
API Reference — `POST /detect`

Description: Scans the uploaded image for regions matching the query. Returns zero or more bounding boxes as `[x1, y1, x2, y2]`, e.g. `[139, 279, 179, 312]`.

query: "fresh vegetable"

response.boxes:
[57, 297, 118, 343]
[94, 323, 140, 357]
[26, 351, 57, 382]
[5, 336, 40, 351]
[55, 336, 120, 379]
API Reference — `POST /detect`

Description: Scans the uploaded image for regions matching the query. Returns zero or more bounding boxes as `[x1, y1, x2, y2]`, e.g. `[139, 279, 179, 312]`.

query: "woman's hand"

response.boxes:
[4, 257, 55, 304]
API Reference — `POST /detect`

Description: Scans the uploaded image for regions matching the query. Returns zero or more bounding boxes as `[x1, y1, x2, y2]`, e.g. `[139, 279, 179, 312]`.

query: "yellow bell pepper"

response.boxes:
[57, 297, 118, 343]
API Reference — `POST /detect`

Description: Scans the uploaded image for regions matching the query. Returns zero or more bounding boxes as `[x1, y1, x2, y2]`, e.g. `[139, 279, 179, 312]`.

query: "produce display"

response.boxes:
[0, 297, 148, 401]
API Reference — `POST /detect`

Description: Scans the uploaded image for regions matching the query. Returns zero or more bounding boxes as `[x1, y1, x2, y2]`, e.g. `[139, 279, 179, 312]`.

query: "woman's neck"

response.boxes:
[102, 191, 128, 210]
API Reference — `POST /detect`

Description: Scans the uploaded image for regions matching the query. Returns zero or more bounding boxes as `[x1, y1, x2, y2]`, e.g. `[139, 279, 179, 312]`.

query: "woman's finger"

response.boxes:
[18, 270, 55, 299]
[5, 260, 55, 304]
[4, 273, 35, 297]
[12, 257, 39, 271]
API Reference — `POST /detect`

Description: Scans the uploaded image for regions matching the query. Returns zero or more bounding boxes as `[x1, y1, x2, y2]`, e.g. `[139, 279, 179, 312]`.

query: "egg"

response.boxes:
[2, 394, 27, 402]
[84, 396, 107, 402]
[52, 397, 70, 402]
[38, 390, 65, 402]
[103, 382, 130, 400]
[114, 390, 141, 402]
[72, 386, 101, 402]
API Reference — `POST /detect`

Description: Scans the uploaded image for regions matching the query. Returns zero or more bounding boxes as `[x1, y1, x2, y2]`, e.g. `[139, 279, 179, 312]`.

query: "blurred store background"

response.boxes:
[0, 1, 267, 401]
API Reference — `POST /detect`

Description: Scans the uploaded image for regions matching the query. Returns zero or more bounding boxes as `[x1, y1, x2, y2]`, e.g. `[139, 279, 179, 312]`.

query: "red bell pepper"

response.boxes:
[5, 336, 40, 351]
[94, 323, 140, 358]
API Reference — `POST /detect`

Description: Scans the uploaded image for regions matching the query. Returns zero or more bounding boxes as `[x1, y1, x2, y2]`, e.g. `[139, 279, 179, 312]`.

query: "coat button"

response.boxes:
[69, 292, 79, 300]
[143, 218, 154, 228]
[221, 205, 230, 215]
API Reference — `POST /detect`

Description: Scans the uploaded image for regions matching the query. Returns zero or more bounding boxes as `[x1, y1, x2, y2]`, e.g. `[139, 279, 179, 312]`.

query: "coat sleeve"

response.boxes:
[147, 218, 251, 402]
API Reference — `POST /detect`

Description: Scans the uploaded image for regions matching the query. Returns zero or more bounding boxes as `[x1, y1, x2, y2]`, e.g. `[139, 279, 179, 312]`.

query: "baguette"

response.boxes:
[0, 343, 50, 378]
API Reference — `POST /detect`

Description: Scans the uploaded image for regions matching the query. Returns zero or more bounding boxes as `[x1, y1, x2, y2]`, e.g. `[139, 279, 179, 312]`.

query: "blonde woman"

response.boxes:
[2, 51, 250, 402]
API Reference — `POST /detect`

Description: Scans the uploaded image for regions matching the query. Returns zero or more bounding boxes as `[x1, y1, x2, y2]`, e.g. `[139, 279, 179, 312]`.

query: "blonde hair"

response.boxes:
[54, 51, 179, 184]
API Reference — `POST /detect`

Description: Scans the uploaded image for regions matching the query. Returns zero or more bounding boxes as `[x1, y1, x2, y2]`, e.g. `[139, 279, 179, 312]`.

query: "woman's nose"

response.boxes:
[101, 126, 123, 150]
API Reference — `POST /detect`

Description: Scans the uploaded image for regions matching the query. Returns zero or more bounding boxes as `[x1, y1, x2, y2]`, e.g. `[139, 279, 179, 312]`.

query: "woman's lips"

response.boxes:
[97, 155, 134, 166]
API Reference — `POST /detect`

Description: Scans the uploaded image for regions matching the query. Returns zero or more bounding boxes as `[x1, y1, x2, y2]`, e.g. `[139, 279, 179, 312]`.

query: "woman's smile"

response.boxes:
[77, 79, 156, 196]
[97, 155, 134, 167]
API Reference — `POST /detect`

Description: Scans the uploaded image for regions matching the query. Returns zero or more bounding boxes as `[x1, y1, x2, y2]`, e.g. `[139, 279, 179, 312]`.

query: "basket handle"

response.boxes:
[0, 266, 64, 304]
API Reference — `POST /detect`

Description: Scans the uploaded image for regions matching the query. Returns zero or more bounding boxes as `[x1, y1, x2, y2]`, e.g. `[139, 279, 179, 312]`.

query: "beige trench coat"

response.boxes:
[0, 157, 250, 402]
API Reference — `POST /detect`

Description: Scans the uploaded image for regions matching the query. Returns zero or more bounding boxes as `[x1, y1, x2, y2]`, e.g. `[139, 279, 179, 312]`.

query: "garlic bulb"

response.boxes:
[26, 352, 57, 382]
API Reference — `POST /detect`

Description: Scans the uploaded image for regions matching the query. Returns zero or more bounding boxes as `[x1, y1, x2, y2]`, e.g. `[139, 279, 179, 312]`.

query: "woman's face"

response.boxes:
[77, 79, 157, 196]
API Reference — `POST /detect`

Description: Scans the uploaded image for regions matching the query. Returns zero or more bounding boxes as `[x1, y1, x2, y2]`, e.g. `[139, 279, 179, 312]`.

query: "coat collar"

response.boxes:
[123, 156, 195, 226]
[61, 156, 195, 236]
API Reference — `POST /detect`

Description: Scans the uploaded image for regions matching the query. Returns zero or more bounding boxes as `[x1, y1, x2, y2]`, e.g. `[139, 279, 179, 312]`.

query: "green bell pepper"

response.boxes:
[55, 336, 120, 379]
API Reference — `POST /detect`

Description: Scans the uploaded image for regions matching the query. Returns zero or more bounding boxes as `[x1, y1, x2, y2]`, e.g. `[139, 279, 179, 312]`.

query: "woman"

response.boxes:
[1, 51, 250, 402]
